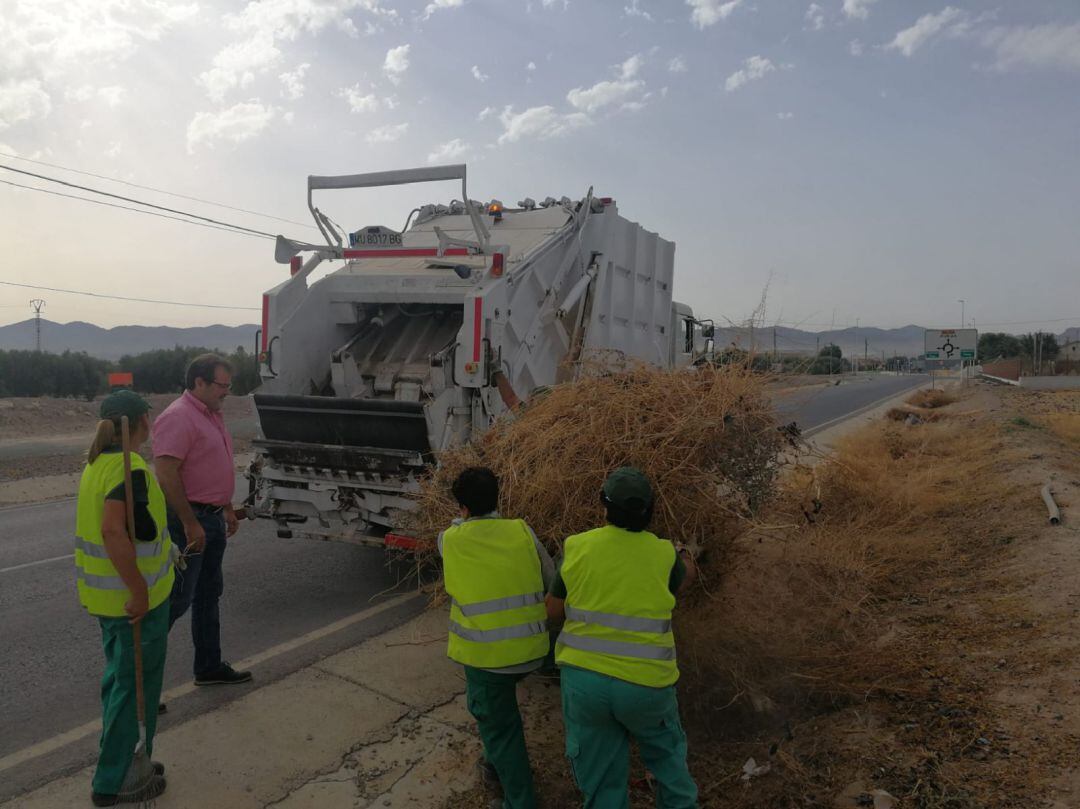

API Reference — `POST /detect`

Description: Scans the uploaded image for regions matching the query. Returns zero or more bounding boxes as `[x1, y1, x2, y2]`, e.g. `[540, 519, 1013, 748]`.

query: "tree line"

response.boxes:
[0, 345, 260, 398]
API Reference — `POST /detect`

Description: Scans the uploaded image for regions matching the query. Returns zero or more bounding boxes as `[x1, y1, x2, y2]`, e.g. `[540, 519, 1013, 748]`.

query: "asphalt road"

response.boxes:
[0, 374, 925, 801]
[773, 373, 929, 434]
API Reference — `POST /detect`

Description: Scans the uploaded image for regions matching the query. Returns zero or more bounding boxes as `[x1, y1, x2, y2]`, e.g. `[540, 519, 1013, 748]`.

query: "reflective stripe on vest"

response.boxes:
[452, 591, 544, 618]
[76, 554, 172, 590]
[448, 619, 547, 643]
[564, 605, 671, 635]
[442, 518, 550, 669]
[555, 524, 679, 688]
[557, 631, 676, 661]
[74, 536, 163, 559]
[74, 452, 174, 618]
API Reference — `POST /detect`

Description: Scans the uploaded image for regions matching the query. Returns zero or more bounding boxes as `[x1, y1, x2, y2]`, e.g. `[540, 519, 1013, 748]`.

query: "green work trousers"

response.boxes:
[463, 665, 537, 809]
[561, 666, 698, 809]
[92, 601, 169, 795]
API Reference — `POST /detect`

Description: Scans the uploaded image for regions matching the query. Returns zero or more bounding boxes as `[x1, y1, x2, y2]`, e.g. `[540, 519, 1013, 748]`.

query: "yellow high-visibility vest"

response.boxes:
[556, 524, 678, 687]
[74, 452, 174, 618]
[442, 518, 549, 668]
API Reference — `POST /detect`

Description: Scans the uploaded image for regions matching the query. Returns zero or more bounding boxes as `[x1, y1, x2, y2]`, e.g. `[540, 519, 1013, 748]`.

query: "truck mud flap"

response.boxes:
[254, 394, 430, 454]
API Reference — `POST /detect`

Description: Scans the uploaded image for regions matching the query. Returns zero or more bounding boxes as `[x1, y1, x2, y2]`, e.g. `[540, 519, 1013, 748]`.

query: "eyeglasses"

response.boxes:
[210, 380, 232, 391]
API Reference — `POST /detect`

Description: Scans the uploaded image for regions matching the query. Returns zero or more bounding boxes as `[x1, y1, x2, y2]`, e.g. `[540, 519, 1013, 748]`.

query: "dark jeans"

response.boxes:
[166, 509, 227, 677]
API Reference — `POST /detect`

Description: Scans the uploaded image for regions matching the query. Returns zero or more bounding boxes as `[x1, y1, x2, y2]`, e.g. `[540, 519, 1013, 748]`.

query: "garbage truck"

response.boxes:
[250, 164, 711, 547]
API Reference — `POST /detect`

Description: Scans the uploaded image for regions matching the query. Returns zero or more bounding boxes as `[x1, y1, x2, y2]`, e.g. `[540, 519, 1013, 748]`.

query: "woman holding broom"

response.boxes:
[75, 390, 174, 806]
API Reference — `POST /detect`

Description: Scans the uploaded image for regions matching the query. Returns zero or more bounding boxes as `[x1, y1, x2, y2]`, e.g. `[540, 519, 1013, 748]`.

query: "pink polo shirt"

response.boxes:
[151, 390, 235, 506]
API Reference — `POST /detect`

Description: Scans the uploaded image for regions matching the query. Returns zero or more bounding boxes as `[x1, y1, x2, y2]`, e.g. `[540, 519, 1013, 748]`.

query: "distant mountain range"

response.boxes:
[0, 319, 1074, 362]
[0, 319, 259, 360]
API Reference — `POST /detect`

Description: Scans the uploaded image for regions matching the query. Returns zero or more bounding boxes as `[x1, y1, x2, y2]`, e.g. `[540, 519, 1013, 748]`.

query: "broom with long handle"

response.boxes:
[121, 416, 156, 797]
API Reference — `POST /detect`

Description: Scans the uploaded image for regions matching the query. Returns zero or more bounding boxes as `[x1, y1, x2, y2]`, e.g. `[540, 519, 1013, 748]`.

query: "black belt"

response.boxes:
[189, 502, 226, 514]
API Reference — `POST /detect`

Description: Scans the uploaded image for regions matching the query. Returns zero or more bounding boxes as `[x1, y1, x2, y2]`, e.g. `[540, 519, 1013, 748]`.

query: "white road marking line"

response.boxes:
[0, 591, 418, 774]
[0, 554, 74, 574]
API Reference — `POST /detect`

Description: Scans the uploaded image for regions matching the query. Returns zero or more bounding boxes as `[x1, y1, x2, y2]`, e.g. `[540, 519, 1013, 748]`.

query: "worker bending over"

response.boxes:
[547, 467, 698, 809]
[439, 467, 555, 809]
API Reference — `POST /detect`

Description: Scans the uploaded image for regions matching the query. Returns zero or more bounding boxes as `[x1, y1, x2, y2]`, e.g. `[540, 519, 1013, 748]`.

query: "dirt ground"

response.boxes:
[443, 382, 1080, 809]
[0, 393, 255, 483]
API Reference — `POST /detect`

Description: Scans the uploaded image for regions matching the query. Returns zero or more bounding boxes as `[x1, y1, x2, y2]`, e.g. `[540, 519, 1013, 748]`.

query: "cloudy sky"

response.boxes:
[1, 0, 1078, 334]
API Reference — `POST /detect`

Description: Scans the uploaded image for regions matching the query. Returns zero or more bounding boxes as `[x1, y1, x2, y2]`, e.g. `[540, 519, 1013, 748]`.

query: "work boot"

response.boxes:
[157, 701, 167, 714]
[91, 774, 167, 806]
[194, 662, 253, 686]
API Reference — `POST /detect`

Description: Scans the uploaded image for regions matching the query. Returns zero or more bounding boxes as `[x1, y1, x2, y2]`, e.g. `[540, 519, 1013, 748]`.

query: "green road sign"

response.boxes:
[926, 351, 940, 358]
[960, 350, 975, 358]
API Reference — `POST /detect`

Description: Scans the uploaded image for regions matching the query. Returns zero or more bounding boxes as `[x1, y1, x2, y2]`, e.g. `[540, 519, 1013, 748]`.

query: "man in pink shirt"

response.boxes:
[153, 353, 252, 688]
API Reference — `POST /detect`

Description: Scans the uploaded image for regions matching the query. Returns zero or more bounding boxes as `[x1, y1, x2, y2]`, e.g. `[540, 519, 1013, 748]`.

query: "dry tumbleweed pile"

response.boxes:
[404, 363, 784, 563]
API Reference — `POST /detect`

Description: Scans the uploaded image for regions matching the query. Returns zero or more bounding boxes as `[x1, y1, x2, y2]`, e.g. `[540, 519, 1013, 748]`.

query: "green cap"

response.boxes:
[602, 467, 653, 509]
[100, 389, 152, 421]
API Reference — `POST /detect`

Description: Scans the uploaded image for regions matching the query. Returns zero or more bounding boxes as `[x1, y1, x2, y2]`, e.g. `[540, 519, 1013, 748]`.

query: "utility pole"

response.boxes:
[853, 317, 859, 376]
[30, 299, 45, 352]
[772, 327, 777, 366]
[958, 298, 965, 329]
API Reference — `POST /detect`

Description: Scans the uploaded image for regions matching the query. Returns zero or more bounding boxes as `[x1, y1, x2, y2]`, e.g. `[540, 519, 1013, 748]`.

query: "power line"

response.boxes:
[0, 150, 316, 230]
[0, 280, 260, 311]
[1, 179, 273, 241]
[0, 163, 278, 239]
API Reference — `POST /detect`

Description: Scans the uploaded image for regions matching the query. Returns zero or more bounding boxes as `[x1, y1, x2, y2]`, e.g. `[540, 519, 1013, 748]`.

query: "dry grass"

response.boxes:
[1036, 413, 1080, 448]
[403, 364, 784, 565]
[906, 389, 957, 409]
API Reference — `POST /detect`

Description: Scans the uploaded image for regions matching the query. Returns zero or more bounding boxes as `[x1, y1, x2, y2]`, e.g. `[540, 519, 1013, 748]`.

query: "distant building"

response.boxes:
[1061, 341, 1080, 361]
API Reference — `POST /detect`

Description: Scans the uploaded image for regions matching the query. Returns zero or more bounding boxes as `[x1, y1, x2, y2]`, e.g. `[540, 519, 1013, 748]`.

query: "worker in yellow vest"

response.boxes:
[75, 391, 174, 806]
[546, 467, 698, 809]
[439, 467, 555, 809]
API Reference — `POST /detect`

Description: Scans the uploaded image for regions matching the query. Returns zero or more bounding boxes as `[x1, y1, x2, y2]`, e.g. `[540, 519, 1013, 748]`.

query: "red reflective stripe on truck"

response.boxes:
[343, 248, 471, 259]
[472, 298, 483, 363]
[384, 533, 420, 551]
[261, 295, 269, 352]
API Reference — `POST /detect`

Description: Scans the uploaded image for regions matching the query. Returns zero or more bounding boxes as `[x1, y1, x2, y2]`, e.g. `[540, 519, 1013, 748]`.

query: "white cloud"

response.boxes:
[618, 54, 645, 80]
[724, 55, 777, 92]
[0, 1, 198, 80]
[842, 0, 878, 21]
[982, 23, 1080, 72]
[197, 1, 397, 103]
[471, 65, 489, 82]
[0, 142, 19, 157]
[567, 79, 645, 112]
[367, 122, 409, 143]
[186, 101, 277, 153]
[624, 0, 653, 22]
[104, 141, 123, 158]
[886, 7, 964, 57]
[98, 86, 127, 107]
[478, 105, 496, 121]
[777, 111, 794, 120]
[384, 44, 411, 83]
[279, 64, 310, 101]
[0, 79, 52, 130]
[687, 0, 741, 30]
[668, 55, 688, 73]
[422, 0, 464, 20]
[849, 38, 865, 56]
[427, 138, 468, 163]
[497, 105, 589, 145]
[283, 110, 295, 123]
[527, 61, 537, 71]
[337, 84, 379, 113]
[540, 0, 569, 8]
[199, 33, 282, 102]
[805, 3, 825, 32]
